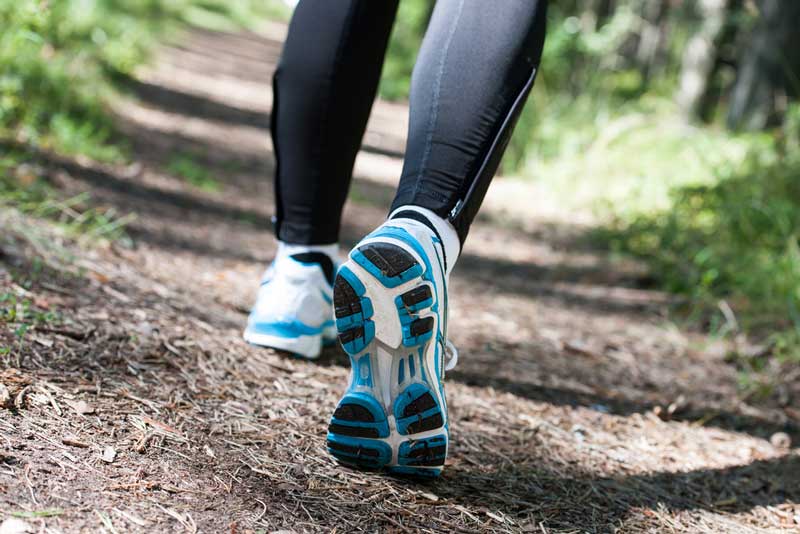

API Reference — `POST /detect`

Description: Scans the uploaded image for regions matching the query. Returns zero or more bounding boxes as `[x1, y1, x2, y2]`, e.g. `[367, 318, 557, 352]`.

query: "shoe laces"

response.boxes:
[444, 339, 459, 371]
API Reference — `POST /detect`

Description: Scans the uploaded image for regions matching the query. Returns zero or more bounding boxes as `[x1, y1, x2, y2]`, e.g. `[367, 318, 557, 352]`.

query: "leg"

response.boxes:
[272, 0, 399, 245]
[391, 0, 548, 245]
[327, 0, 548, 476]
[245, 1, 398, 358]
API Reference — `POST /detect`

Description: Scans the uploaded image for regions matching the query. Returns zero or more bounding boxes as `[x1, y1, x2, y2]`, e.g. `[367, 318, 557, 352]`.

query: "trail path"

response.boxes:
[1, 24, 798, 533]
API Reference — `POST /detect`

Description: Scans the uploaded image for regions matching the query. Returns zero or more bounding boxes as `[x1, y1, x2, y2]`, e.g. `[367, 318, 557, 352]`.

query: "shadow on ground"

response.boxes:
[11, 104, 800, 447]
[433, 451, 800, 530]
[3, 241, 796, 531]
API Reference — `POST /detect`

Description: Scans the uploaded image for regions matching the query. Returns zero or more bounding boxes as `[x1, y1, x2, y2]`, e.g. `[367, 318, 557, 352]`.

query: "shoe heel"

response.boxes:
[327, 393, 391, 469]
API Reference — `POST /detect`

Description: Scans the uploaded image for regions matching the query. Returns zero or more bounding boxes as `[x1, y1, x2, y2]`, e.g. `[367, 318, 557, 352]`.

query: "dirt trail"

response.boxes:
[1, 24, 798, 533]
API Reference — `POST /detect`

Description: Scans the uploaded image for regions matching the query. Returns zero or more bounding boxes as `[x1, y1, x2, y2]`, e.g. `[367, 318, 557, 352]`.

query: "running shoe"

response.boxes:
[244, 246, 338, 359]
[326, 210, 459, 476]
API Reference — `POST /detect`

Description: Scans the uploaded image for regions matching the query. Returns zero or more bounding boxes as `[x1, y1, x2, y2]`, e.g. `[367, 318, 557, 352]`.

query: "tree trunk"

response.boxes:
[636, 0, 670, 84]
[581, 0, 614, 32]
[727, 0, 800, 130]
[676, 0, 730, 121]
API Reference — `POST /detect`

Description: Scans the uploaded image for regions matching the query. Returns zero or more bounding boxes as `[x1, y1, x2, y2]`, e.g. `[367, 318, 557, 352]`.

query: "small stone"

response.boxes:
[0, 517, 32, 534]
[571, 424, 587, 443]
[102, 446, 117, 463]
[770, 432, 791, 449]
[0, 384, 11, 408]
[70, 400, 95, 415]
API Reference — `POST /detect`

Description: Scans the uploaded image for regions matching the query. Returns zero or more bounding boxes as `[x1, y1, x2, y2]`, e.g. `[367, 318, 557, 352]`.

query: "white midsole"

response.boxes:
[243, 329, 323, 359]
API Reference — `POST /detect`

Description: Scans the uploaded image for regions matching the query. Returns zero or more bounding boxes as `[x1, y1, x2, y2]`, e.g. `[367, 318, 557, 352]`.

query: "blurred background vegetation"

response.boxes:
[383, 0, 800, 370]
[1, 0, 799, 371]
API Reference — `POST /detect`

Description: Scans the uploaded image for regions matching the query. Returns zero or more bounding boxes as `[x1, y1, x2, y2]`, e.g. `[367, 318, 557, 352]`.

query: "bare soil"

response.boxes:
[1, 24, 799, 533]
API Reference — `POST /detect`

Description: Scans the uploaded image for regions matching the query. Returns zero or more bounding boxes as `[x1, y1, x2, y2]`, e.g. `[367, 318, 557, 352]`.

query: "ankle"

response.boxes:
[275, 241, 340, 284]
[277, 241, 340, 262]
[388, 206, 460, 273]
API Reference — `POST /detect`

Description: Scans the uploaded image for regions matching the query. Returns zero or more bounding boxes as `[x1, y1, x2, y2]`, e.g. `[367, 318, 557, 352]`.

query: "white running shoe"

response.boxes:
[326, 207, 460, 477]
[243, 244, 339, 359]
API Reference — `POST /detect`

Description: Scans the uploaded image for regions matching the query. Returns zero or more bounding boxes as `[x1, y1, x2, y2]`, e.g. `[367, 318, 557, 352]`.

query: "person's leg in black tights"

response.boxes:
[272, 1, 399, 246]
[391, 0, 548, 244]
[272, 0, 547, 250]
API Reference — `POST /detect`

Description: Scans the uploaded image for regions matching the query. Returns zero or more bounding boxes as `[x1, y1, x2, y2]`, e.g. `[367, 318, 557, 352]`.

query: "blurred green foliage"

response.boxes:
[167, 153, 220, 192]
[0, 0, 282, 157]
[378, 0, 433, 101]
[598, 109, 800, 359]
[1, 0, 127, 159]
[0, 148, 135, 242]
[0, 0, 283, 242]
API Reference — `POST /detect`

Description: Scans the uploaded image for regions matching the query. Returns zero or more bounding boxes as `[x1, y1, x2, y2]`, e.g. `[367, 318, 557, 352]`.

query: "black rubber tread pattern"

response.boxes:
[405, 442, 446, 466]
[328, 423, 379, 438]
[327, 441, 379, 458]
[401, 285, 432, 307]
[338, 326, 364, 344]
[333, 403, 375, 423]
[402, 392, 437, 418]
[407, 456, 445, 467]
[358, 243, 417, 277]
[409, 317, 434, 336]
[407, 445, 446, 459]
[333, 275, 362, 318]
[406, 413, 444, 434]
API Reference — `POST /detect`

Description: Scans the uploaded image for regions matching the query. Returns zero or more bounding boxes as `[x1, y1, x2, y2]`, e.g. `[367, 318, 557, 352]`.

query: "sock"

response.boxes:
[388, 206, 461, 274]
[277, 241, 340, 261]
[276, 241, 340, 284]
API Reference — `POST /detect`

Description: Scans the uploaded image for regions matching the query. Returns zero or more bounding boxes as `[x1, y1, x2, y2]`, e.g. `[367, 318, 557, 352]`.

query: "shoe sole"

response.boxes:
[243, 326, 337, 360]
[327, 238, 448, 477]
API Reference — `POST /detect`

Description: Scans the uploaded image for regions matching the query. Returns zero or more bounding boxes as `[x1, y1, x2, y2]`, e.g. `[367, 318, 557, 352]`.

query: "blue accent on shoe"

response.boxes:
[397, 434, 447, 467]
[328, 392, 392, 470]
[374, 226, 446, 285]
[418, 348, 426, 383]
[395, 290, 435, 348]
[402, 324, 434, 348]
[329, 392, 390, 438]
[335, 266, 376, 355]
[326, 434, 392, 468]
[246, 319, 331, 339]
[354, 354, 373, 388]
[387, 465, 442, 478]
[335, 298, 373, 330]
[393, 382, 443, 436]
[434, 338, 441, 383]
[340, 321, 375, 355]
[337, 265, 365, 294]
[395, 293, 433, 313]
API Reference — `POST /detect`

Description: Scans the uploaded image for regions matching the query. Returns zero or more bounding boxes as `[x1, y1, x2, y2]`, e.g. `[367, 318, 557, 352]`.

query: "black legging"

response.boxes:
[272, 0, 548, 245]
